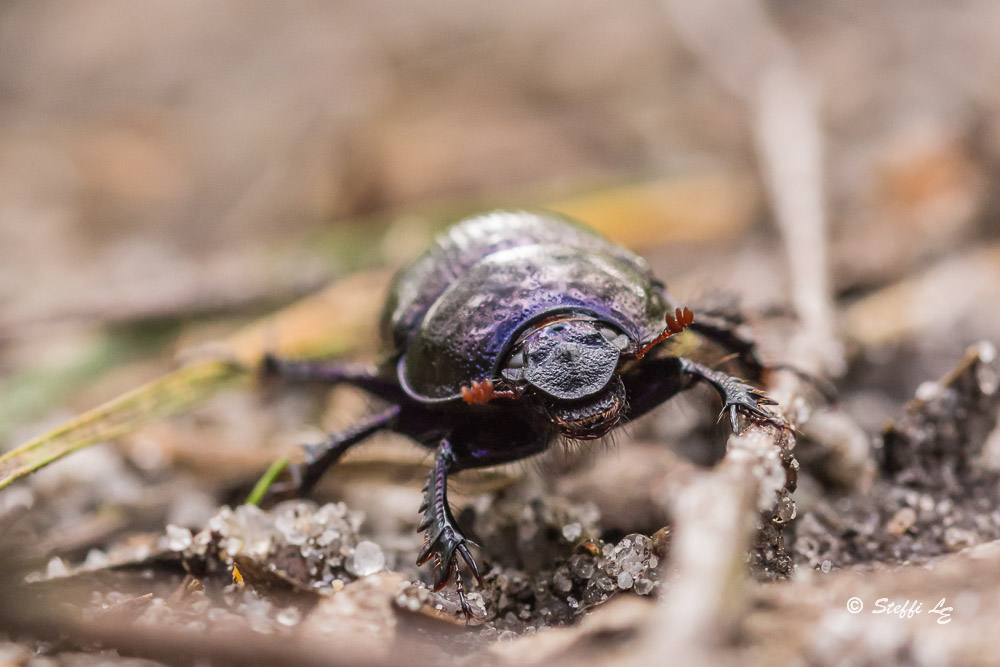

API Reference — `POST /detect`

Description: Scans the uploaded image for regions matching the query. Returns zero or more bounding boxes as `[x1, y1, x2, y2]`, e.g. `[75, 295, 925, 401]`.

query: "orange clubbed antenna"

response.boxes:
[635, 307, 694, 360]
[460, 379, 520, 404]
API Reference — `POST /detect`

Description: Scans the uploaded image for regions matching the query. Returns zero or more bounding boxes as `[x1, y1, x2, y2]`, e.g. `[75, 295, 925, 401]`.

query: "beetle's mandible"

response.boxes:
[264, 211, 782, 618]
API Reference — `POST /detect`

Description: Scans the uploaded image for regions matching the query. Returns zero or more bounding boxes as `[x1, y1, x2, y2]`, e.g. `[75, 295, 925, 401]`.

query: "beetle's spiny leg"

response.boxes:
[635, 307, 695, 360]
[266, 405, 400, 498]
[676, 357, 788, 433]
[260, 354, 404, 403]
[416, 439, 483, 620]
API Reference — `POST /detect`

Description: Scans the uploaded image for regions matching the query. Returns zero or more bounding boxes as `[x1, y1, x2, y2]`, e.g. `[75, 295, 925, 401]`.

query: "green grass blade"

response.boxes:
[0, 360, 248, 490]
[245, 457, 290, 506]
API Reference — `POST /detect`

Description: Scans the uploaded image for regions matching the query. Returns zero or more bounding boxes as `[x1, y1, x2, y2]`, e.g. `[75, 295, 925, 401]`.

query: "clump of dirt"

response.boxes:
[113, 466, 796, 637]
[462, 490, 670, 634]
[794, 342, 1000, 570]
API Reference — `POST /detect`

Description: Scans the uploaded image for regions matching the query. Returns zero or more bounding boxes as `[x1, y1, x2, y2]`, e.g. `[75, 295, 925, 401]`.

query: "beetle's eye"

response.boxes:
[600, 326, 629, 350]
[506, 349, 525, 369]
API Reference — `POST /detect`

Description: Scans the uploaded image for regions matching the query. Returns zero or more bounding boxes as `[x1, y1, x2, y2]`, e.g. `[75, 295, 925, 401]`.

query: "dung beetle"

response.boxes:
[265, 211, 780, 617]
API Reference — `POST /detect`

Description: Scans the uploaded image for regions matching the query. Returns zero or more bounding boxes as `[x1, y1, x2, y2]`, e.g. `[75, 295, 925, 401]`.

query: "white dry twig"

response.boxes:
[661, 0, 843, 383]
[634, 426, 790, 665]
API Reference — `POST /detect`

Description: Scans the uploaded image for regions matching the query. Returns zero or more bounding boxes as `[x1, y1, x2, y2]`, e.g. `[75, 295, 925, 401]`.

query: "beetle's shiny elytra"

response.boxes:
[383, 211, 672, 402]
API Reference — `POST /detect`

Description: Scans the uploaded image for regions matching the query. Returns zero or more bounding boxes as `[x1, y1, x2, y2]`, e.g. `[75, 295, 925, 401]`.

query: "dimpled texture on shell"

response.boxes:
[381, 211, 671, 401]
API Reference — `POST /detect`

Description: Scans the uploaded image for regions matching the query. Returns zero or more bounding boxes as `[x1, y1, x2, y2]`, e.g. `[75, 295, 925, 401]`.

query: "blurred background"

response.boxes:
[2, 1, 1000, 663]
[2, 0, 999, 430]
[3, 0, 999, 384]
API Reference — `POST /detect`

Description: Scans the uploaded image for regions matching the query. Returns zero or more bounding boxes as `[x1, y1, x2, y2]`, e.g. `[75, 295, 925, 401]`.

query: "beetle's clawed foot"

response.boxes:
[718, 379, 785, 433]
[262, 440, 347, 499]
[417, 461, 483, 622]
[259, 462, 306, 500]
[416, 519, 483, 622]
[267, 445, 327, 497]
[416, 517, 481, 586]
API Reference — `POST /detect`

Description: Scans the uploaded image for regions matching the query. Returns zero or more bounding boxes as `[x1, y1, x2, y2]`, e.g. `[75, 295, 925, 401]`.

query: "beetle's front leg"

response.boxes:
[622, 356, 779, 432]
[678, 357, 780, 431]
[417, 439, 481, 620]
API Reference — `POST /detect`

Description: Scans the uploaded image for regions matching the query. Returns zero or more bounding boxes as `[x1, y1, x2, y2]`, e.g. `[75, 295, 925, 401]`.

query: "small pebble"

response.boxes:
[166, 524, 193, 551]
[596, 575, 616, 592]
[276, 606, 302, 627]
[83, 549, 109, 570]
[887, 508, 917, 536]
[634, 578, 655, 596]
[552, 569, 573, 593]
[569, 554, 596, 579]
[562, 522, 582, 541]
[944, 526, 977, 552]
[346, 540, 385, 576]
[46, 557, 68, 579]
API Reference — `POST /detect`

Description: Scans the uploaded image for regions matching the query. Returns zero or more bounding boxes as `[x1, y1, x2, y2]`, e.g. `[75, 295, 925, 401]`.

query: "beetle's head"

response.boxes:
[502, 318, 629, 439]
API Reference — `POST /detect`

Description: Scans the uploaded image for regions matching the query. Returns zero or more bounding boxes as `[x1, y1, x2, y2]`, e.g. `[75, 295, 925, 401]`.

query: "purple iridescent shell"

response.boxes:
[380, 211, 672, 401]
